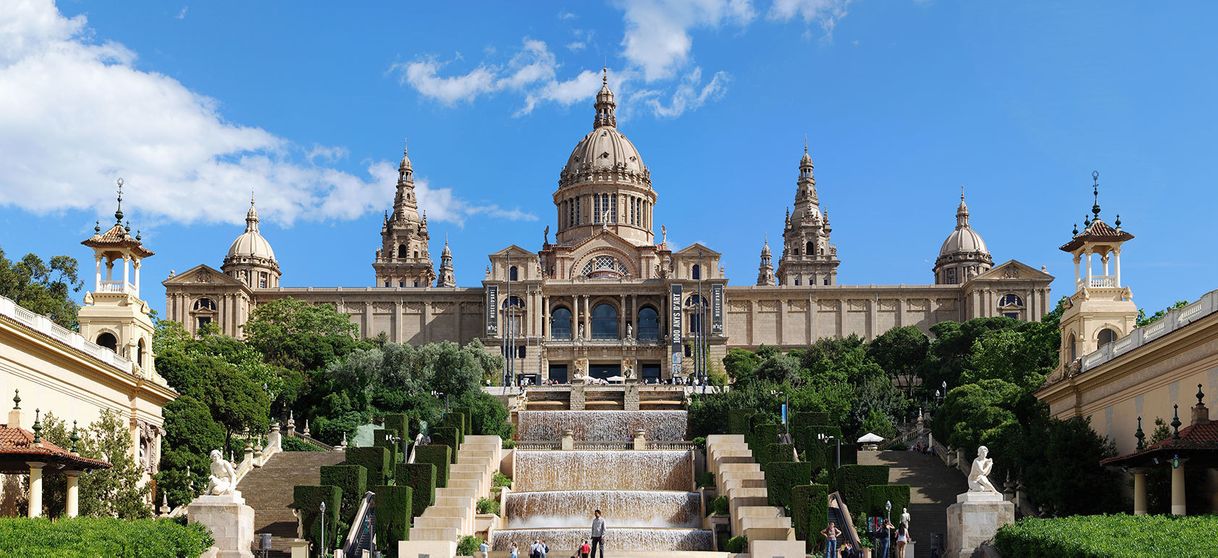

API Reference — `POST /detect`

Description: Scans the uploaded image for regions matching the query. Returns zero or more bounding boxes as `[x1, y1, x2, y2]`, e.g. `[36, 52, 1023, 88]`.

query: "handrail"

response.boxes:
[827, 491, 863, 550]
[342, 491, 376, 557]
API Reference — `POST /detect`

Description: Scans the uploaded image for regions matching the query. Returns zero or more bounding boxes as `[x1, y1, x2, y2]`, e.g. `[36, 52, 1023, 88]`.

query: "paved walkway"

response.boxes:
[860, 450, 966, 558]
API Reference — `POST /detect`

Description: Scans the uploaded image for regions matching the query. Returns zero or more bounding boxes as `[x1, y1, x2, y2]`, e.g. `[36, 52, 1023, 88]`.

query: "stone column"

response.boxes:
[562, 429, 574, 451]
[633, 429, 647, 450]
[122, 256, 130, 290]
[1114, 248, 1122, 287]
[619, 294, 627, 337]
[94, 256, 102, 291]
[1132, 469, 1147, 515]
[133, 258, 141, 295]
[1085, 249, 1092, 286]
[66, 471, 80, 517]
[1171, 465, 1186, 516]
[27, 462, 44, 518]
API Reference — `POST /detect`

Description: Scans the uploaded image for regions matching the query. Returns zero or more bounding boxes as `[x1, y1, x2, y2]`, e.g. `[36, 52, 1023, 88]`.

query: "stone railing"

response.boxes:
[163, 424, 284, 518]
[0, 295, 133, 374]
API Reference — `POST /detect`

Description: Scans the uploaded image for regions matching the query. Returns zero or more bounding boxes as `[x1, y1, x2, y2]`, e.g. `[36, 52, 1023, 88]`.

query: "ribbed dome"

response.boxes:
[937, 194, 991, 259]
[561, 127, 647, 179]
[226, 199, 277, 262]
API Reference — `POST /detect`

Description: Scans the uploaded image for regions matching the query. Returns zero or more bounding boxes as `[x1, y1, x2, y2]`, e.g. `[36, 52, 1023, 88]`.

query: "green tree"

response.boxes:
[157, 396, 226, 507]
[860, 408, 898, 439]
[868, 326, 929, 396]
[0, 249, 82, 329]
[1017, 416, 1124, 516]
[1137, 300, 1190, 327]
[722, 348, 762, 382]
[244, 298, 366, 373]
[40, 411, 151, 518]
[963, 329, 1051, 391]
[931, 379, 1023, 453]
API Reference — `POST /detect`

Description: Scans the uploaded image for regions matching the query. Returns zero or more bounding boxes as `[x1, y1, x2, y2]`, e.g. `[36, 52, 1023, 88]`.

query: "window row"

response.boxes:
[559, 194, 651, 229]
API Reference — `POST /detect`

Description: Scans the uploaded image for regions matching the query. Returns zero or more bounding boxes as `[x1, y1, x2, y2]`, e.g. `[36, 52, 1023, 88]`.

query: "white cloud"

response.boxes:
[633, 67, 730, 118]
[396, 58, 499, 105]
[175, 6, 188, 20]
[769, 0, 851, 37]
[0, 0, 526, 227]
[618, 0, 755, 82]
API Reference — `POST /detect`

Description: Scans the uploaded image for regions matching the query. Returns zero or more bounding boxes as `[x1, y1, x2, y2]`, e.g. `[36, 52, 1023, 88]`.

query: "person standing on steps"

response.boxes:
[821, 520, 842, 558]
[509, 541, 519, 558]
[590, 509, 606, 558]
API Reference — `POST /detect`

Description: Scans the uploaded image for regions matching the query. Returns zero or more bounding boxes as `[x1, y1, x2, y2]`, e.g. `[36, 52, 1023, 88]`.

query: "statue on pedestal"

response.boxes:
[967, 445, 998, 493]
[206, 449, 238, 496]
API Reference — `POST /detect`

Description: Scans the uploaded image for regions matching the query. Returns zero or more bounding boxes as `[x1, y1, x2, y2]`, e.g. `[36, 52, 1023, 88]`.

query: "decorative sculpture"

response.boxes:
[967, 445, 998, 493]
[544, 225, 550, 244]
[206, 449, 238, 496]
[578, 323, 586, 340]
[626, 323, 633, 339]
[900, 507, 911, 527]
[661, 225, 667, 245]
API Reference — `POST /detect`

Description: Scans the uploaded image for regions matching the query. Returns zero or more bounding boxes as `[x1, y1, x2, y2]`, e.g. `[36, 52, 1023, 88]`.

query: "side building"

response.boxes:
[165, 73, 1052, 383]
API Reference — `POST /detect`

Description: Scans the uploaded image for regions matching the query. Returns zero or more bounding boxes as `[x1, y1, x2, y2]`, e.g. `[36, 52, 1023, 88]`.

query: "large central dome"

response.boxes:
[560, 126, 647, 182]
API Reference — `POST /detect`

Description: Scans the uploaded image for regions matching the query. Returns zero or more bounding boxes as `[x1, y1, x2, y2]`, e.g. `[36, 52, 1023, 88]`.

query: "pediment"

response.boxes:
[488, 244, 535, 259]
[673, 242, 721, 259]
[970, 260, 1054, 282]
[162, 264, 246, 288]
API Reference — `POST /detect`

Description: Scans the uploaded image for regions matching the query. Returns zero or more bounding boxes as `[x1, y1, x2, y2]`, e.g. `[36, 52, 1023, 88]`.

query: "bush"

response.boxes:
[344, 446, 392, 485]
[791, 484, 829, 552]
[281, 436, 325, 452]
[382, 412, 412, 441]
[725, 535, 748, 553]
[319, 465, 367, 526]
[765, 461, 812, 508]
[0, 517, 213, 558]
[764, 443, 796, 468]
[373, 485, 412, 553]
[431, 426, 461, 461]
[994, 515, 1218, 558]
[492, 472, 512, 489]
[395, 463, 436, 517]
[802, 439, 827, 472]
[863, 484, 910, 520]
[292, 485, 341, 555]
[832, 465, 889, 510]
[414, 445, 451, 488]
[455, 390, 514, 439]
[727, 409, 753, 435]
[477, 497, 500, 515]
[457, 535, 484, 556]
[793, 425, 842, 459]
[748, 423, 781, 457]
[448, 407, 473, 436]
[697, 471, 715, 488]
[710, 495, 729, 516]
[439, 412, 466, 446]
[502, 438, 516, 449]
[373, 429, 404, 464]
[793, 412, 831, 429]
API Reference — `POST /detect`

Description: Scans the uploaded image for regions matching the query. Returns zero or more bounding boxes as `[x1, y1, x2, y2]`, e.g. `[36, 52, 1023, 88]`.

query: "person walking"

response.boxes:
[480, 539, 490, 558]
[510, 542, 519, 558]
[895, 523, 911, 558]
[590, 509, 606, 558]
[821, 520, 842, 558]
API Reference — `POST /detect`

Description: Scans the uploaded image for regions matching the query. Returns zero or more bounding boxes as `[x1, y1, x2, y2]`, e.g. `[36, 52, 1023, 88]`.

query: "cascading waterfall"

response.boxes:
[491, 528, 713, 552]
[504, 490, 702, 529]
[516, 410, 689, 441]
[513, 450, 693, 492]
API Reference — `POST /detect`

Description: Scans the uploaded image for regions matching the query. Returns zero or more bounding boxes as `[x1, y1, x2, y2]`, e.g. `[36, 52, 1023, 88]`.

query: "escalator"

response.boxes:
[827, 491, 863, 552]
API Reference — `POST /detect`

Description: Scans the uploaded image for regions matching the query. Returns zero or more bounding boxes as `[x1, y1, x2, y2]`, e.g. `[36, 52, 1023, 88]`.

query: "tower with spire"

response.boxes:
[777, 142, 839, 286]
[756, 238, 776, 286]
[1056, 171, 1137, 372]
[933, 189, 993, 284]
[222, 193, 280, 289]
[374, 143, 436, 288]
[437, 236, 456, 287]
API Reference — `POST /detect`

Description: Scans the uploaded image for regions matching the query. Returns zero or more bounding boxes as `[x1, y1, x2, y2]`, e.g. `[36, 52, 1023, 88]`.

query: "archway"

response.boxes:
[591, 303, 619, 340]
[96, 332, 117, 352]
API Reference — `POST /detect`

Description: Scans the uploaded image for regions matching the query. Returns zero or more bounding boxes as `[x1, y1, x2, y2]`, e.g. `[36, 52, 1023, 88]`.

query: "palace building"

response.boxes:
[164, 72, 1052, 384]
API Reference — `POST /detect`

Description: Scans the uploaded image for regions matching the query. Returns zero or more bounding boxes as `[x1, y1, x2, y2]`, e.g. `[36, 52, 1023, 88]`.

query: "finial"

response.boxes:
[1172, 404, 1182, 439]
[1091, 170, 1101, 219]
[1083, 214, 1090, 228]
[1135, 416, 1145, 450]
[1072, 223, 1078, 236]
[32, 408, 42, 443]
[1114, 214, 1121, 229]
[70, 420, 80, 453]
[1198, 384, 1206, 406]
[403, 138, 409, 157]
[94, 221, 100, 234]
[803, 134, 808, 154]
[602, 66, 608, 85]
[960, 184, 965, 201]
[12, 389, 19, 409]
[124, 220, 131, 233]
[135, 229, 141, 241]
[250, 189, 256, 207]
[114, 178, 125, 223]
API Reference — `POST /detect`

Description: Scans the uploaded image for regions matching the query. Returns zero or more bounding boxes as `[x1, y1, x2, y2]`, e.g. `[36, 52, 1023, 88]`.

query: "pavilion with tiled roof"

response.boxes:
[1101, 385, 1218, 515]
[2, 392, 110, 518]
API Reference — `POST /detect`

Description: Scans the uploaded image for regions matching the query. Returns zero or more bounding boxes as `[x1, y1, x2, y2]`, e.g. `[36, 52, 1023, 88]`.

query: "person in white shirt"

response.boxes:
[590, 509, 606, 558]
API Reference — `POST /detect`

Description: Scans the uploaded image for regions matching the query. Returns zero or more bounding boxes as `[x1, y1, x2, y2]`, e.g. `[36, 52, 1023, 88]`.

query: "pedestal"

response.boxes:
[187, 493, 255, 558]
[945, 492, 1013, 558]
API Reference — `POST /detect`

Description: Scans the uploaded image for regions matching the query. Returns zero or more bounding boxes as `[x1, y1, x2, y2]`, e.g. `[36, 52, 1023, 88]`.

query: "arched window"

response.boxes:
[691, 264, 701, 280]
[591, 303, 619, 340]
[998, 293, 1025, 319]
[509, 266, 519, 281]
[414, 250, 419, 259]
[685, 295, 708, 334]
[398, 244, 409, 258]
[806, 241, 815, 256]
[193, 298, 217, 311]
[1098, 328, 1118, 348]
[96, 332, 117, 352]
[136, 338, 146, 367]
[637, 306, 660, 341]
[503, 296, 525, 337]
[1068, 333, 1078, 362]
[550, 307, 573, 340]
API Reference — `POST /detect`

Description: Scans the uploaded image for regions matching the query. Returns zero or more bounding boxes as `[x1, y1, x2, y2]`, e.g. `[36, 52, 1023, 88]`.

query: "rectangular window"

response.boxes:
[575, 197, 581, 225]
[593, 195, 601, 223]
[259, 273, 268, 288]
[611, 193, 618, 223]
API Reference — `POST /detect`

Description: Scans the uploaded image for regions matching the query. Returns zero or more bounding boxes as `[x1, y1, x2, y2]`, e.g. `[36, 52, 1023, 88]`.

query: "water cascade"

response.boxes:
[513, 450, 692, 492]
[504, 490, 702, 529]
[516, 410, 689, 441]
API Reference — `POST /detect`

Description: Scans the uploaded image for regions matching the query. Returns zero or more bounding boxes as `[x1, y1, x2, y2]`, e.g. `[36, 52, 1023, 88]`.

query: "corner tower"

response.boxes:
[777, 143, 839, 286]
[374, 144, 436, 287]
[554, 69, 656, 246]
[1057, 171, 1137, 371]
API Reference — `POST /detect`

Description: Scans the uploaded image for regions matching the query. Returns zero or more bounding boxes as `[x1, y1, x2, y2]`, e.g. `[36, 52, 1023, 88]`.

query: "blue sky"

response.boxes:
[1, 0, 1215, 319]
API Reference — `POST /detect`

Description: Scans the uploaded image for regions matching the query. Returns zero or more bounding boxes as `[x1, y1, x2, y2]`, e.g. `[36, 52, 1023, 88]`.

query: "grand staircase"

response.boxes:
[237, 450, 346, 557]
[860, 450, 967, 558]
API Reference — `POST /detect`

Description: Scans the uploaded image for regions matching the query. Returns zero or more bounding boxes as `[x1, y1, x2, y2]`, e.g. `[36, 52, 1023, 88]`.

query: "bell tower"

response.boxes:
[79, 179, 158, 380]
[777, 141, 839, 286]
[1056, 171, 1137, 372]
[374, 143, 436, 287]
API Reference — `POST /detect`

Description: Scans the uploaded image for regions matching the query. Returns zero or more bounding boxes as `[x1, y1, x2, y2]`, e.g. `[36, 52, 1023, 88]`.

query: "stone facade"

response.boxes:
[164, 72, 1052, 383]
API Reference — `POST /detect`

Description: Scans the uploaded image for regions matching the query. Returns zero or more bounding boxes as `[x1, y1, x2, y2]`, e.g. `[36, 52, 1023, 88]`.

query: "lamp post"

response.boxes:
[319, 501, 327, 557]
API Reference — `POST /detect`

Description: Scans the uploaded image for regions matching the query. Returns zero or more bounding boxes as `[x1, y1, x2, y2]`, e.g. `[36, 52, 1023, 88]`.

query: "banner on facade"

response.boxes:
[670, 284, 683, 367]
[711, 283, 724, 335]
[486, 285, 498, 335]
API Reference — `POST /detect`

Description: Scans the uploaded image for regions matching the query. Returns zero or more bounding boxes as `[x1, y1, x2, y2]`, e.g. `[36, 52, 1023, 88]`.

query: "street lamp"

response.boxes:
[319, 501, 327, 557]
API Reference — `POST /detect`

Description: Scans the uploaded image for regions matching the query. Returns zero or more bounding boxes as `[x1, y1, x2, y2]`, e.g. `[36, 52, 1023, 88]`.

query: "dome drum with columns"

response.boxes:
[222, 195, 280, 289]
[933, 191, 994, 285]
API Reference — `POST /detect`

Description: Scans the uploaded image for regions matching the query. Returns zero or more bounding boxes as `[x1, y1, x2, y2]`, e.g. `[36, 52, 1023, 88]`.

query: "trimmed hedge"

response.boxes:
[864, 484, 910, 520]
[833, 465, 889, 510]
[839, 443, 859, 466]
[396, 463, 437, 517]
[414, 444, 451, 488]
[792, 484, 830, 552]
[383, 412, 411, 440]
[374, 429, 404, 464]
[319, 464, 367, 526]
[765, 461, 812, 508]
[292, 485, 342, 556]
[994, 515, 1218, 558]
[0, 517, 213, 558]
[802, 439, 827, 472]
[748, 423, 781, 456]
[449, 407, 472, 435]
[793, 425, 842, 460]
[373, 485, 413, 553]
[431, 426, 461, 462]
[725, 535, 748, 553]
[440, 412, 466, 445]
[345, 446, 392, 485]
[727, 409, 753, 435]
[764, 443, 796, 468]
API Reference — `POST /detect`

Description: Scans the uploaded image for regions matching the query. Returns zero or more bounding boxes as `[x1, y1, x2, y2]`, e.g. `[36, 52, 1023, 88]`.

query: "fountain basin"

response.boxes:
[490, 527, 713, 552]
[504, 490, 702, 529]
[516, 410, 689, 441]
[513, 450, 694, 492]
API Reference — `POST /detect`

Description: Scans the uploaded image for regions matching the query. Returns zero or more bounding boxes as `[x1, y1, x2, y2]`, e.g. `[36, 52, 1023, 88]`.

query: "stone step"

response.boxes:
[410, 527, 459, 542]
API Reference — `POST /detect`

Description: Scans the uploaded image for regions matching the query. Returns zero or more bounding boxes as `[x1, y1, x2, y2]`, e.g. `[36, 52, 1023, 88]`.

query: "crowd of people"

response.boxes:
[501, 510, 607, 558]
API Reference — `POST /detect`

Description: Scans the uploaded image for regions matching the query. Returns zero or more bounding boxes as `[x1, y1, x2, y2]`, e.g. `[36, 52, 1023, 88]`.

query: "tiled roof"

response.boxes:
[1101, 416, 1218, 467]
[0, 424, 111, 471]
[81, 223, 154, 257]
[1059, 218, 1135, 252]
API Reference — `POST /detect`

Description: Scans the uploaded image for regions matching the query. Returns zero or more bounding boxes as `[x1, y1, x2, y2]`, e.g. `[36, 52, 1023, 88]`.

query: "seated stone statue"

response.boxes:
[967, 445, 998, 493]
[206, 449, 238, 496]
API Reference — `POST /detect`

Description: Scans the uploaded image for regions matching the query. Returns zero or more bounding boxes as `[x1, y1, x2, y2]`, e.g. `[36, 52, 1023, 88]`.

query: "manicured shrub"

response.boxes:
[457, 535, 484, 556]
[727, 409, 753, 435]
[292, 485, 341, 555]
[345, 446, 392, 485]
[710, 495, 729, 516]
[383, 412, 411, 440]
[994, 515, 1218, 558]
[440, 412, 467, 445]
[414, 444, 451, 488]
[838, 443, 859, 466]
[764, 443, 796, 467]
[765, 461, 813, 508]
[725, 535, 748, 553]
[449, 407, 473, 435]
[801, 439, 828, 472]
[832, 465, 889, 510]
[793, 425, 842, 461]
[864, 484, 911, 521]
[791, 484, 829, 552]
[395, 463, 436, 517]
[374, 428, 404, 464]
[282, 436, 325, 452]
[431, 426, 461, 462]
[373, 485, 413, 553]
[0, 517, 213, 558]
[319, 464, 367, 526]
[747, 423, 781, 456]
[477, 497, 500, 515]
